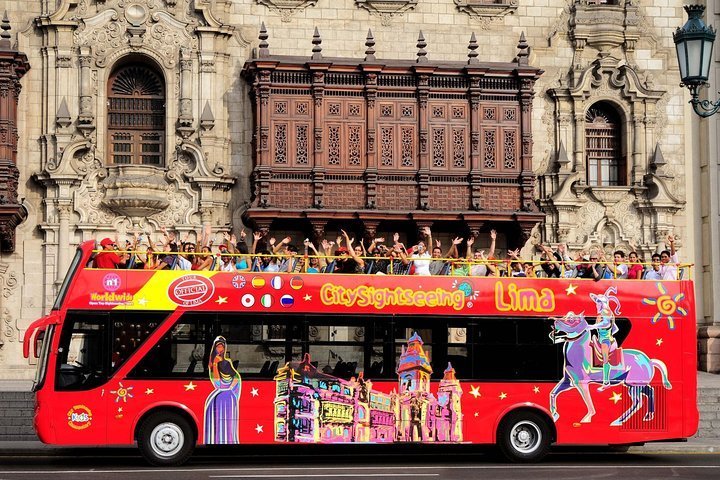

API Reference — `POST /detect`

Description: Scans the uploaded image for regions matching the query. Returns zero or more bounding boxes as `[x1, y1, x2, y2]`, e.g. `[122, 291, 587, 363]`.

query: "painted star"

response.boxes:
[474, 412, 479, 418]
[255, 424, 264, 434]
[137, 297, 149, 306]
[117, 407, 123, 413]
[656, 338, 664, 346]
[610, 392, 622, 404]
[251, 387, 259, 397]
[215, 296, 228, 305]
[184, 382, 197, 391]
[304, 294, 312, 301]
[565, 284, 578, 296]
[499, 392, 508, 400]
[469, 385, 481, 399]
[145, 388, 154, 395]
[533, 386, 540, 394]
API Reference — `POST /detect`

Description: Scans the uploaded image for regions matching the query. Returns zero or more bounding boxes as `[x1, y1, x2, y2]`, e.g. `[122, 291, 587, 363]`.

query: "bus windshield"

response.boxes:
[52, 249, 84, 310]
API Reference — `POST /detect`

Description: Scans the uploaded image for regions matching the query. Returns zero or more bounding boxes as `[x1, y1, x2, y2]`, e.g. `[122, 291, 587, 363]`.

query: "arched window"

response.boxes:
[585, 102, 625, 186]
[107, 62, 165, 165]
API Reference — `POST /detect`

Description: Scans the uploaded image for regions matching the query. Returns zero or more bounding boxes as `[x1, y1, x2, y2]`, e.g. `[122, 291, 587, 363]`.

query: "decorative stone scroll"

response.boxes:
[256, 0, 319, 22]
[355, 1, 418, 26]
[454, 0, 518, 27]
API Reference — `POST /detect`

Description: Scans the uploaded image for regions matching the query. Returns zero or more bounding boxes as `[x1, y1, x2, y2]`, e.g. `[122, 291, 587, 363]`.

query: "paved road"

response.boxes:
[0, 448, 719, 480]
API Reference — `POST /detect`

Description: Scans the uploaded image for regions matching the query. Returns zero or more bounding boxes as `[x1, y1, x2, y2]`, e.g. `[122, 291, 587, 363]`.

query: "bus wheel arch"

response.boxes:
[135, 407, 197, 466]
[495, 407, 555, 463]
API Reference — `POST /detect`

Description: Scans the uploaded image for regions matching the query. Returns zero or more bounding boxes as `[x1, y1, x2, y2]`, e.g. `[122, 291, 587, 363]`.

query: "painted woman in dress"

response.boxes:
[203, 336, 241, 444]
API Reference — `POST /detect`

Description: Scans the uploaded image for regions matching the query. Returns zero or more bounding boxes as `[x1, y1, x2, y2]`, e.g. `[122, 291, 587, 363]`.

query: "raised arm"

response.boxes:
[273, 236, 290, 254]
[422, 226, 432, 251]
[488, 229, 497, 259]
[465, 237, 475, 260]
[445, 237, 462, 259]
[342, 230, 364, 268]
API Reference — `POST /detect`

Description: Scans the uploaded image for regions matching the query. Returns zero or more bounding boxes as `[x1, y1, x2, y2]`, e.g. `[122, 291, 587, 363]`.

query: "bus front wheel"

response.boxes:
[497, 411, 551, 462]
[137, 411, 195, 466]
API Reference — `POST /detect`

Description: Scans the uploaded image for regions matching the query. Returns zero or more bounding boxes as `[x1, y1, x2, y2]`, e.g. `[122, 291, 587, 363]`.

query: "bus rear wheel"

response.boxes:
[497, 411, 551, 462]
[137, 411, 195, 466]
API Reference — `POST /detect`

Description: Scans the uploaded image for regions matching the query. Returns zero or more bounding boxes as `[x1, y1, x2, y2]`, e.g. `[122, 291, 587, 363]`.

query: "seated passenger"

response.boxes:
[627, 251, 644, 279]
[643, 253, 663, 280]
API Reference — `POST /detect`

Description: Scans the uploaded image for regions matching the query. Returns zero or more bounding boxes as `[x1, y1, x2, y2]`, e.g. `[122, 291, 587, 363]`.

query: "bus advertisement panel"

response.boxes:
[23, 247, 698, 466]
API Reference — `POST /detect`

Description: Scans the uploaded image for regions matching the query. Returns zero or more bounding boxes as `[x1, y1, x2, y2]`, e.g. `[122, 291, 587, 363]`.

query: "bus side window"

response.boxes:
[472, 317, 562, 382]
[110, 312, 166, 373]
[128, 313, 214, 379]
[217, 314, 298, 379]
[306, 316, 365, 381]
[447, 324, 470, 379]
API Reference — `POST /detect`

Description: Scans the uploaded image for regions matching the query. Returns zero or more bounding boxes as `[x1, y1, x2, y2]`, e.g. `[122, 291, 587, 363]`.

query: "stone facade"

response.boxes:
[0, 0, 710, 378]
[697, 1, 720, 372]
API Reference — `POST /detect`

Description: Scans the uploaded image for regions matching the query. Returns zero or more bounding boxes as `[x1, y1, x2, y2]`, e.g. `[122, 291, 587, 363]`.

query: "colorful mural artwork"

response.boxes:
[272, 333, 463, 444]
[549, 287, 672, 426]
[204, 336, 242, 444]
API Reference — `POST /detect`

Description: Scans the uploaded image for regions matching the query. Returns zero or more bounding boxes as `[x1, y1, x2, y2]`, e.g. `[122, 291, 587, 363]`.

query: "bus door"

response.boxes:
[54, 312, 110, 444]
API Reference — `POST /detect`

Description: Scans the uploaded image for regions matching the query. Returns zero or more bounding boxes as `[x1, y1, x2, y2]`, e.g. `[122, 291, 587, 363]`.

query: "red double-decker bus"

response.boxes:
[23, 241, 698, 465]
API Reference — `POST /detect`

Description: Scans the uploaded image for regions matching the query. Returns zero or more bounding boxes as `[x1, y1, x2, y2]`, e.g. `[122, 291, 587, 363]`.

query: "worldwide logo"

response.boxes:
[168, 275, 215, 307]
[67, 405, 93, 430]
[102, 273, 121, 292]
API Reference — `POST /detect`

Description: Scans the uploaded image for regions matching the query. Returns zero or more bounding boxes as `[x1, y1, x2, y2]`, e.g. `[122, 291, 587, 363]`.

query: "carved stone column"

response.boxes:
[56, 202, 72, 284]
[0, 16, 30, 252]
[632, 113, 645, 185]
[177, 47, 194, 138]
[77, 47, 94, 136]
[573, 113, 585, 174]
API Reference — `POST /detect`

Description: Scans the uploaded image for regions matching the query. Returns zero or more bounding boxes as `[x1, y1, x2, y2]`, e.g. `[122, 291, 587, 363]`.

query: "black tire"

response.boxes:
[497, 411, 552, 463]
[137, 411, 195, 467]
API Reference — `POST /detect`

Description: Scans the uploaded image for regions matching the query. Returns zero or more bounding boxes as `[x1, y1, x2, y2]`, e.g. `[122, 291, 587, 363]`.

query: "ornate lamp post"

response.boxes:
[674, 4, 719, 117]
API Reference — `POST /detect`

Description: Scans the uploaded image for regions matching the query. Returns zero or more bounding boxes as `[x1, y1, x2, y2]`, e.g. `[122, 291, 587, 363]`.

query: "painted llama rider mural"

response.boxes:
[204, 336, 242, 444]
[549, 286, 672, 426]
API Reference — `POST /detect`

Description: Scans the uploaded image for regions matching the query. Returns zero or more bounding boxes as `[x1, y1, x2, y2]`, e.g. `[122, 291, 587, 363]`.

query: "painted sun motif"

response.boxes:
[642, 282, 688, 330]
[110, 383, 134, 403]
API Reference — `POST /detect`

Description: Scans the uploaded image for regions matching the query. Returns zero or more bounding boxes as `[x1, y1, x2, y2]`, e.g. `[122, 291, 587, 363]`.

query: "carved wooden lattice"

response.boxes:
[381, 127, 394, 167]
[274, 124, 287, 164]
[484, 130, 496, 169]
[242, 54, 542, 223]
[296, 125, 308, 165]
[432, 128, 446, 168]
[503, 130, 516, 169]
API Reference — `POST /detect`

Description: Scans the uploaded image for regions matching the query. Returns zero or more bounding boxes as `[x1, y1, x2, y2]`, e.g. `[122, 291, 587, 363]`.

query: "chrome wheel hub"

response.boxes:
[150, 422, 184, 458]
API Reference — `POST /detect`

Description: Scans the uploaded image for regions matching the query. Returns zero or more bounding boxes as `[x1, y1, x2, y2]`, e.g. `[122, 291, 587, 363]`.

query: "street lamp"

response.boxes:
[674, 4, 718, 117]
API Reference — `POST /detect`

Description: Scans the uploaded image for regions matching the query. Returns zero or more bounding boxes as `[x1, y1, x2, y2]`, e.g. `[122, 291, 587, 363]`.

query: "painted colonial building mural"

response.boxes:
[273, 333, 463, 443]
